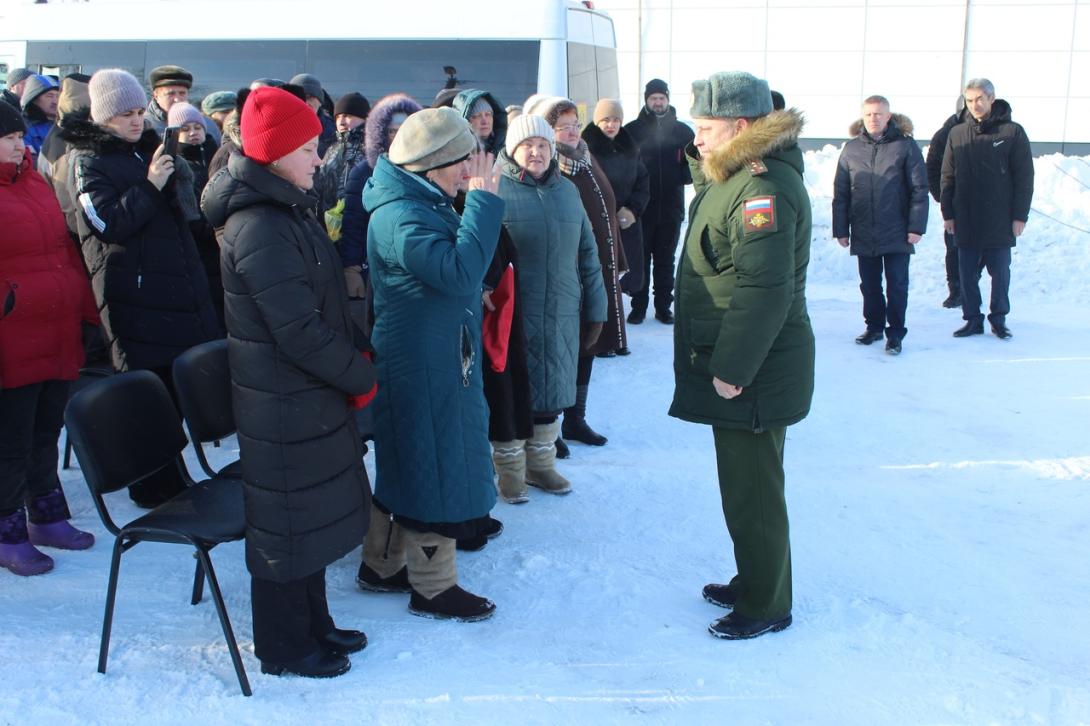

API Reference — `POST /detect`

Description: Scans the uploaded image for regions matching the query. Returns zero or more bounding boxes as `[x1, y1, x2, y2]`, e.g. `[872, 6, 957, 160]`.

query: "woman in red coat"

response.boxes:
[0, 103, 98, 577]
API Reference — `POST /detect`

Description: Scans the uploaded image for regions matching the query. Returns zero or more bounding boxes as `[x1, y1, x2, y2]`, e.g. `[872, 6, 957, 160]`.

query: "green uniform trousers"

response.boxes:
[712, 425, 792, 621]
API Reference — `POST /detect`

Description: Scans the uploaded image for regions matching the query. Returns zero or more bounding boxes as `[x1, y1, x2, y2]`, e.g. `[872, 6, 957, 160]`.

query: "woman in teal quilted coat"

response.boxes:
[361, 108, 504, 622]
[492, 113, 607, 500]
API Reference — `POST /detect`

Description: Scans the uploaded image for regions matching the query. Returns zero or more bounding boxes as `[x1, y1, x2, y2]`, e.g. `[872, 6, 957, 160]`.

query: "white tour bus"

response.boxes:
[0, 0, 618, 119]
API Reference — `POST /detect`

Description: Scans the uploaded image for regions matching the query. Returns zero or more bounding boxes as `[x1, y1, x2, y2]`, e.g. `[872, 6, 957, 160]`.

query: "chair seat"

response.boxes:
[125, 478, 245, 545]
[215, 459, 243, 480]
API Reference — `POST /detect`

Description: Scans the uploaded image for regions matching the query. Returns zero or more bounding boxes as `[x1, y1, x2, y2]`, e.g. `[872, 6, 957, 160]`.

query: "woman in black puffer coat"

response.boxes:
[201, 86, 376, 680]
[62, 69, 221, 507]
[583, 100, 649, 297]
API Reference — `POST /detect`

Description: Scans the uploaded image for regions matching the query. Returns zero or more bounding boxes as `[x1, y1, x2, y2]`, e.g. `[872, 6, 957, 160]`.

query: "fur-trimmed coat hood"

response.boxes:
[848, 112, 913, 139]
[364, 94, 423, 169]
[700, 108, 806, 185]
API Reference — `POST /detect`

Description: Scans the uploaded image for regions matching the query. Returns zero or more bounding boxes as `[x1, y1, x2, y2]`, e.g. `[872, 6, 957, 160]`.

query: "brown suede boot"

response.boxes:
[357, 504, 410, 592]
[493, 439, 528, 504]
[525, 421, 571, 495]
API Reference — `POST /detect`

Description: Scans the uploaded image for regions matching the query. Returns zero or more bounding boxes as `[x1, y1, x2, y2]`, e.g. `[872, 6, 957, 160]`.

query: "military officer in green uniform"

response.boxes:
[669, 71, 815, 640]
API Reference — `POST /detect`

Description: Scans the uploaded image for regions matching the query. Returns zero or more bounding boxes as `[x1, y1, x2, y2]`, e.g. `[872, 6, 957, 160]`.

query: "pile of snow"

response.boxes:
[803, 147, 1090, 306]
[2, 153, 1089, 723]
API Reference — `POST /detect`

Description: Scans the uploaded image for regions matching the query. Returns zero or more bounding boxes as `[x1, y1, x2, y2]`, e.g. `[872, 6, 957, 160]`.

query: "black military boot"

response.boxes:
[702, 581, 738, 609]
[953, 320, 984, 338]
[654, 308, 674, 324]
[709, 611, 792, 640]
[316, 628, 368, 655]
[261, 649, 351, 678]
[885, 338, 902, 355]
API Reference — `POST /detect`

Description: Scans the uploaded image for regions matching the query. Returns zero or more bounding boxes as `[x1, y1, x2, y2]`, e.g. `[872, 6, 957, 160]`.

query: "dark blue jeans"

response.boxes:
[858, 253, 910, 341]
[958, 247, 1011, 324]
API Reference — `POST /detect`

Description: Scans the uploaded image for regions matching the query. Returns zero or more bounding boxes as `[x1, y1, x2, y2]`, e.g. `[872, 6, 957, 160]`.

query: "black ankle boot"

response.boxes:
[316, 628, 367, 655]
[261, 649, 351, 678]
[562, 385, 607, 445]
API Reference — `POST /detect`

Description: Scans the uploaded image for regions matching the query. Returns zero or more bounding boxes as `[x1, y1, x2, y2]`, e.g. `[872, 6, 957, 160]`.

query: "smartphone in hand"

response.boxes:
[162, 126, 180, 158]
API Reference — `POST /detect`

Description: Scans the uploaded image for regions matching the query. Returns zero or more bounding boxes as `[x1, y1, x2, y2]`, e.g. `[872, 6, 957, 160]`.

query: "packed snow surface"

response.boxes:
[2, 151, 1089, 725]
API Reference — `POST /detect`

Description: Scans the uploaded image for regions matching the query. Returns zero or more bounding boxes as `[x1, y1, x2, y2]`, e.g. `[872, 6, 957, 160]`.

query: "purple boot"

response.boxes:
[27, 489, 95, 551]
[0, 508, 54, 576]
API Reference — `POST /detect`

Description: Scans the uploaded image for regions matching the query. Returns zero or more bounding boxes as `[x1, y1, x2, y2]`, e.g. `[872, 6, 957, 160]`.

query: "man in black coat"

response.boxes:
[833, 96, 928, 355]
[623, 79, 694, 324]
[941, 78, 1033, 340]
[926, 97, 967, 308]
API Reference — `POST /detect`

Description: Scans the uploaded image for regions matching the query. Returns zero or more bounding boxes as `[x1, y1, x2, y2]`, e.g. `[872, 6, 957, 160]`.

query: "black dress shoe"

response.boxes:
[953, 320, 984, 337]
[615, 346, 631, 356]
[654, 309, 674, 324]
[708, 611, 792, 640]
[855, 329, 884, 345]
[627, 308, 645, 324]
[317, 628, 367, 655]
[261, 649, 351, 678]
[885, 338, 902, 355]
[702, 582, 737, 609]
[991, 322, 1012, 339]
[942, 292, 962, 308]
[356, 562, 411, 593]
[554, 437, 570, 460]
[595, 350, 617, 359]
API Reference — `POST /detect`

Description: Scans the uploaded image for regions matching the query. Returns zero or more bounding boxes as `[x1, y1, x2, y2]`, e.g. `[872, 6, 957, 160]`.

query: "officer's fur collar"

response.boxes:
[703, 108, 804, 183]
[848, 112, 913, 138]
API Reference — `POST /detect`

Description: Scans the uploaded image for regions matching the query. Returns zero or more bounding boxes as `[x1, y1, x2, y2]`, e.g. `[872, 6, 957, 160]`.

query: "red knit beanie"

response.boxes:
[241, 86, 323, 165]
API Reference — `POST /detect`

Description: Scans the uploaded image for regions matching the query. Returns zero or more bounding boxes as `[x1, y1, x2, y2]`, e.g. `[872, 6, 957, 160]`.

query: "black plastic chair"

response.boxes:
[171, 339, 242, 479]
[62, 365, 114, 470]
[64, 370, 252, 697]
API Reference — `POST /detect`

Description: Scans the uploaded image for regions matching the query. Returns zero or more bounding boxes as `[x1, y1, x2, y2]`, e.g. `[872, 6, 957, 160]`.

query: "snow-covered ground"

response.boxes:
[3, 152, 1089, 725]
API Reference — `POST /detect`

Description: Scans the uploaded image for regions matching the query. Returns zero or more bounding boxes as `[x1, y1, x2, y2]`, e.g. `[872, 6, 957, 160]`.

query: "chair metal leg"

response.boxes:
[63, 435, 73, 470]
[98, 536, 125, 674]
[195, 548, 252, 697]
[190, 557, 205, 605]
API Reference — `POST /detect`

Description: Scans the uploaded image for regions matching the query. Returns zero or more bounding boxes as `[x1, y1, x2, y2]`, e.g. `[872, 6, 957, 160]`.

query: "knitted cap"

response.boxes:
[241, 86, 323, 165]
[167, 102, 204, 128]
[388, 107, 477, 172]
[58, 75, 91, 119]
[0, 102, 26, 137]
[644, 78, 670, 100]
[468, 96, 492, 118]
[6, 67, 33, 89]
[201, 90, 237, 115]
[504, 113, 555, 157]
[334, 92, 371, 120]
[691, 71, 772, 119]
[89, 69, 148, 124]
[593, 99, 624, 124]
[20, 74, 59, 110]
[149, 65, 192, 89]
[289, 73, 322, 100]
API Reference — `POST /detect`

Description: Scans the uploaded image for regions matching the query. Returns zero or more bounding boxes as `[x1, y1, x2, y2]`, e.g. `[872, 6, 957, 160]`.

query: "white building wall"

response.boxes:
[594, 0, 1089, 147]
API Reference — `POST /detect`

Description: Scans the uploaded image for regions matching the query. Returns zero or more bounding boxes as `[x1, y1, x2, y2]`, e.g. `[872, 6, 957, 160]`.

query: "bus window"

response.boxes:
[566, 42, 598, 123]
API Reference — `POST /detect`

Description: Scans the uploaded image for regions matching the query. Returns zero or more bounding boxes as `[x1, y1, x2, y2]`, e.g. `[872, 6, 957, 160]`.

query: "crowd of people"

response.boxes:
[0, 58, 1033, 678]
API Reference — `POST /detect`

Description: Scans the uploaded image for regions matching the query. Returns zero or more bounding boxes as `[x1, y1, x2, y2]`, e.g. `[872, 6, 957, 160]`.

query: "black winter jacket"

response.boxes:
[940, 99, 1034, 249]
[832, 115, 929, 257]
[201, 153, 375, 583]
[623, 105, 694, 224]
[61, 118, 220, 371]
[925, 108, 967, 202]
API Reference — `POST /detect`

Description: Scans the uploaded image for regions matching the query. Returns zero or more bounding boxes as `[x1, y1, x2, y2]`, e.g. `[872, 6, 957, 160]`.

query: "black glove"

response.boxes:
[580, 321, 603, 352]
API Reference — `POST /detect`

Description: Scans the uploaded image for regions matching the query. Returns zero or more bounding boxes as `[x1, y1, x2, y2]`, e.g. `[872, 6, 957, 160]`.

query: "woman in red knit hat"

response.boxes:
[201, 86, 377, 680]
[0, 102, 99, 577]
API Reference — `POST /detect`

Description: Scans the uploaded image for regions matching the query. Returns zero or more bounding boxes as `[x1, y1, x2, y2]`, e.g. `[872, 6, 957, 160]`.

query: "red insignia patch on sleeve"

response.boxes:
[742, 195, 777, 234]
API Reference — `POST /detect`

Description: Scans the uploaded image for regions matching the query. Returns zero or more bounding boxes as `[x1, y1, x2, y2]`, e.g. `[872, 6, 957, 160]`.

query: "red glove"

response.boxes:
[348, 351, 377, 410]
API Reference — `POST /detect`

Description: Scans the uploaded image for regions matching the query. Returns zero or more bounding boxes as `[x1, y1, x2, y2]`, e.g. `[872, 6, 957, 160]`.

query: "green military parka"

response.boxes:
[669, 109, 815, 432]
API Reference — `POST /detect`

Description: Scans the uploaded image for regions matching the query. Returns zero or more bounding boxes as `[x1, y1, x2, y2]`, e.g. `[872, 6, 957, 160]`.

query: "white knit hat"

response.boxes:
[504, 114, 555, 157]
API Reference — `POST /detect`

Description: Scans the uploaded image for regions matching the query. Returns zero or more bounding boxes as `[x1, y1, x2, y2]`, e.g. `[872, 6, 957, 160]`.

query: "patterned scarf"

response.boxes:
[556, 138, 592, 176]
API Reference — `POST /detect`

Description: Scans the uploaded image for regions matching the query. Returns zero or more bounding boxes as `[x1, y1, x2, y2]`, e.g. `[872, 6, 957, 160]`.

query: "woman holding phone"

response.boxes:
[61, 68, 220, 508]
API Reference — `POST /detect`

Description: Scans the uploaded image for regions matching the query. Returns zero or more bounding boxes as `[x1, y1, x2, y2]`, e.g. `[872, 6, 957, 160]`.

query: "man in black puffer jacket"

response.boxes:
[926, 97, 968, 308]
[833, 95, 928, 355]
[941, 78, 1033, 340]
[623, 79, 694, 324]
